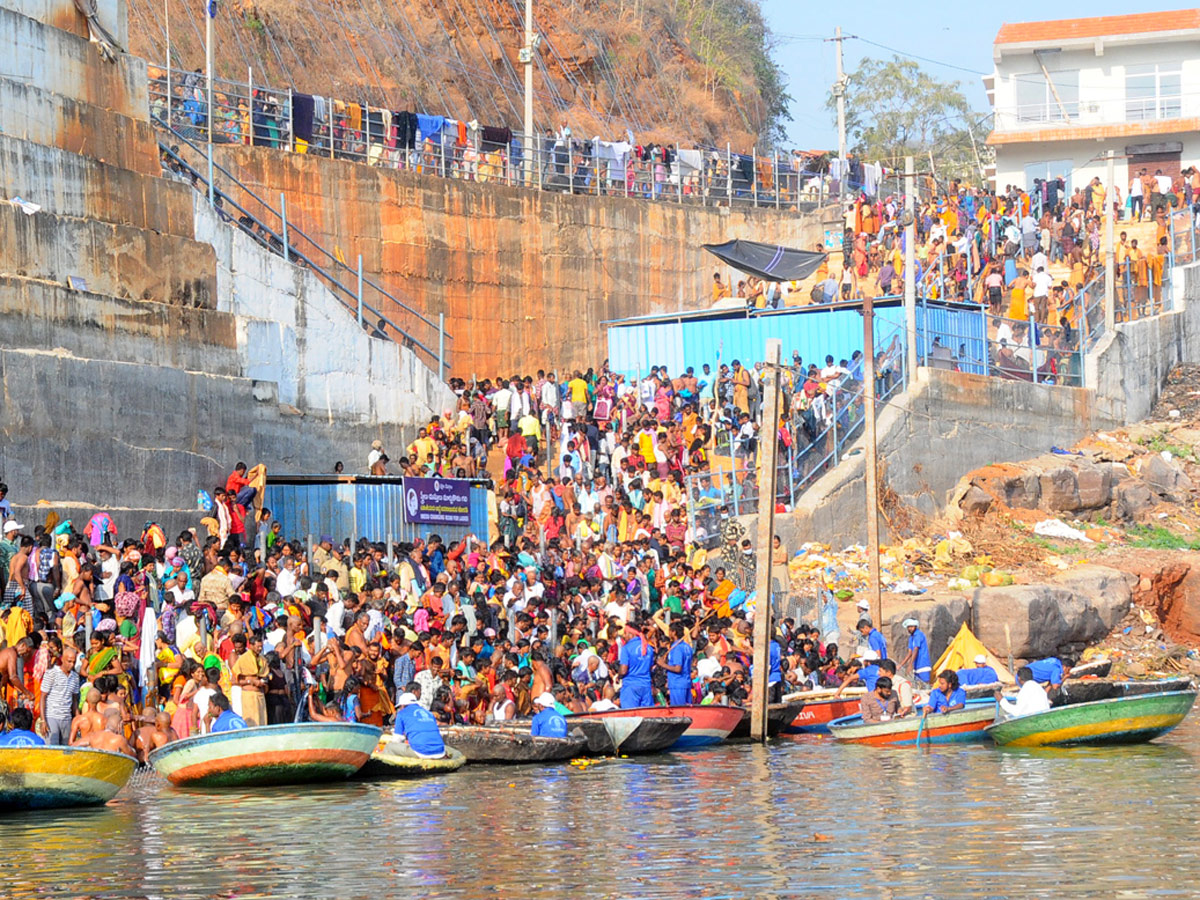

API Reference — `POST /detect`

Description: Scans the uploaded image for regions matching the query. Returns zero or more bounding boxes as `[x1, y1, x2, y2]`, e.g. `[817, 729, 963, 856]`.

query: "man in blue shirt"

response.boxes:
[925, 670, 967, 714]
[1026, 657, 1065, 688]
[530, 693, 569, 738]
[957, 654, 1001, 687]
[618, 619, 656, 709]
[899, 618, 931, 685]
[394, 692, 447, 757]
[208, 693, 248, 733]
[835, 650, 883, 696]
[0, 708, 44, 746]
[857, 617, 888, 660]
[658, 622, 695, 706]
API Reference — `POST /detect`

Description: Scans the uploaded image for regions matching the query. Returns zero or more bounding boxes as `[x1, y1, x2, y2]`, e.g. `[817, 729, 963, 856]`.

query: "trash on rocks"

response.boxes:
[1033, 519, 1094, 542]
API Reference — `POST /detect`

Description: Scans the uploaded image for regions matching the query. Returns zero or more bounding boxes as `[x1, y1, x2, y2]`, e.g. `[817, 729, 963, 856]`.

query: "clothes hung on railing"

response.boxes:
[393, 110, 418, 149]
[292, 93, 315, 143]
[594, 140, 632, 182]
[416, 113, 445, 142]
[480, 125, 512, 150]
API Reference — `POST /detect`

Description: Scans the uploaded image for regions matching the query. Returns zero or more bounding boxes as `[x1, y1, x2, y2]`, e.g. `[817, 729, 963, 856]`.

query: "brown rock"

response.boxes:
[1039, 467, 1080, 511]
[1075, 465, 1113, 509]
[1114, 482, 1155, 520]
[999, 473, 1041, 509]
[1142, 454, 1194, 499]
[960, 486, 992, 517]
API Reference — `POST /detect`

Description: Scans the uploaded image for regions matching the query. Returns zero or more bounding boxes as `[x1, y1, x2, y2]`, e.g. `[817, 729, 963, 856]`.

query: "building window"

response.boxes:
[1126, 64, 1182, 121]
[1014, 70, 1079, 122]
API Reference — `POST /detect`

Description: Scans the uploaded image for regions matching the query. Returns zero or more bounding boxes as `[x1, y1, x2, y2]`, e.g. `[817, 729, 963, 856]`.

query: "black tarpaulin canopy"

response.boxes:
[702, 239, 827, 283]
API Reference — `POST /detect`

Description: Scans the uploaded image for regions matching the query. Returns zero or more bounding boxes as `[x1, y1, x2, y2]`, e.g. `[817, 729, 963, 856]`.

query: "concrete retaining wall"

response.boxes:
[214, 145, 834, 375]
[1088, 262, 1200, 425]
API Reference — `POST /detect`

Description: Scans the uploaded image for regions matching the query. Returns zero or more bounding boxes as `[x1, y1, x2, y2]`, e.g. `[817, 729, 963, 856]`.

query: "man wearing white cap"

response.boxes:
[834, 649, 882, 696]
[0, 520, 22, 587]
[530, 692, 569, 738]
[899, 618, 931, 686]
[392, 691, 446, 758]
[958, 654, 1000, 687]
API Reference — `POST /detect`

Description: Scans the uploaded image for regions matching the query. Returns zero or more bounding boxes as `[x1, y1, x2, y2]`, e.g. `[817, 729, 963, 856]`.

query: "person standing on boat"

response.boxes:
[618, 618, 655, 708]
[834, 649, 882, 696]
[658, 621, 694, 705]
[899, 619, 931, 686]
[394, 691, 447, 758]
[530, 692, 569, 738]
[856, 618, 888, 660]
[995, 667, 1051, 719]
[924, 670, 966, 715]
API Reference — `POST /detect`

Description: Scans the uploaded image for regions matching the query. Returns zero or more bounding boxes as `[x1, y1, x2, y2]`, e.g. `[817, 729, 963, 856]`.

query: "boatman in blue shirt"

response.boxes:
[856, 617, 888, 660]
[394, 692, 447, 757]
[618, 618, 656, 708]
[1026, 656, 1066, 689]
[0, 708, 45, 746]
[899, 618, 931, 685]
[208, 692, 248, 733]
[530, 692, 570, 738]
[658, 621, 695, 706]
[925, 670, 967, 715]
[957, 654, 1001, 687]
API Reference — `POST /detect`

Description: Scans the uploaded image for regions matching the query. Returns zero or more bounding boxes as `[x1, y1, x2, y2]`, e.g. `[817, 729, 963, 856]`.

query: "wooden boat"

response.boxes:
[729, 701, 806, 739]
[1051, 676, 1193, 707]
[0, 746, 136, 811]
[147, 722, 382, 788]
[569, 715, 692, 755]
[781, 688, 865, 734]
[576, 704, 744, 749]
[829, 699, 998, 746]
[356, 735, 467, 779]
[985, 688, 1198, 747]
[441, 725, 586, 763]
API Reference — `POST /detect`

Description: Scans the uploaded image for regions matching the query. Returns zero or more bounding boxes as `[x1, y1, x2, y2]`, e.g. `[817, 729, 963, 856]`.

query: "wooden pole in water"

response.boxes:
[862, 295, 883, 630]
[750, 338, 782, 742]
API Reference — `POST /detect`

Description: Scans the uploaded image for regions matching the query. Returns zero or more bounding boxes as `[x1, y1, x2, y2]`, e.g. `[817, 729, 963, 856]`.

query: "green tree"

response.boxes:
[830, 55, 991, 181]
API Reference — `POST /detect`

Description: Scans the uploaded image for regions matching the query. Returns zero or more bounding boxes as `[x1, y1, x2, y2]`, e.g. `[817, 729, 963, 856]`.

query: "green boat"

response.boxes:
[985, 688, 1198, 747]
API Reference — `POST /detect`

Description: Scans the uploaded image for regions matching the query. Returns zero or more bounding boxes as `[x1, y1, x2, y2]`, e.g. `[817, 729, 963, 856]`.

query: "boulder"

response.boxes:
[960, 486, 992, 517]
[1039, 466, 1080, 511]
[1075, 464, 1114, 509]
[972, 566, 1133, 659]
[1142, 454, 1194, 499]
[886, 596, 970, 664]
[1114, 481, 1155, 520]
[998, 473, 1041, 509]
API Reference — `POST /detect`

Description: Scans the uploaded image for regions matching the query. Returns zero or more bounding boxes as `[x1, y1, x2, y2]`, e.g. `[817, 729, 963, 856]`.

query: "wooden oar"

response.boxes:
[915, 711, 927, 747]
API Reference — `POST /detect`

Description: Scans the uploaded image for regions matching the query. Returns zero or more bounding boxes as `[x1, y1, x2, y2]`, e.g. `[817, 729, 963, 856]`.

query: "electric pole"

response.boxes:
[522, 0, 535, 186]
[833, 27, 847, 164]
[904, 156, 917, 379]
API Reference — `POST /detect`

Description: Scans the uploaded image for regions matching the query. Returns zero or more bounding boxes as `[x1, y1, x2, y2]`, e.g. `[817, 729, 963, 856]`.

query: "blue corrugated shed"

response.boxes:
[263, 476, 490, 546]
[605, 299, 981, 378]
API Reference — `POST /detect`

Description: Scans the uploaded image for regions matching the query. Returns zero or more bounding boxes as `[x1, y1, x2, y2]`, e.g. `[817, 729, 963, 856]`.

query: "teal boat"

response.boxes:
[985, 688, 1197, 747]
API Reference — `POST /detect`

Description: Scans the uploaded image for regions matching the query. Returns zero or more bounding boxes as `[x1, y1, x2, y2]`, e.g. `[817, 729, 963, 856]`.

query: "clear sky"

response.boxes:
[758, 1, 1199, 148]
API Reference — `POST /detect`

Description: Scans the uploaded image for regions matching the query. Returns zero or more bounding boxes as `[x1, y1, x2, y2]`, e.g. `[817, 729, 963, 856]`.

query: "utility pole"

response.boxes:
[904, 155, 917, 378]
[750, 339, 782, 742]
[1104, 149, 1116, 331]
[833, 27, 847, 164]
[862, 296, 883, 630]
[522, 0, 535, 187]
[205, 0, 215, 206]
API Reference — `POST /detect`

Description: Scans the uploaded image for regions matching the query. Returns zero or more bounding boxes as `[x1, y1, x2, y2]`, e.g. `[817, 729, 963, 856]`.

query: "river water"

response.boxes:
[4, 716, 1199, 899]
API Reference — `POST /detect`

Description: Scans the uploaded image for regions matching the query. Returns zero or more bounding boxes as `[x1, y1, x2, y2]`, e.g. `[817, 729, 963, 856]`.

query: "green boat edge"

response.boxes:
[985, 688, 1199, 747]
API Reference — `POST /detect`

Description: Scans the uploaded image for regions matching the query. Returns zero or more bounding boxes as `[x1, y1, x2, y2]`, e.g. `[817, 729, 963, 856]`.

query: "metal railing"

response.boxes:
[158, 137, 448, 373]
[159, 125, 450, 373]
[148, 66, 896, 210]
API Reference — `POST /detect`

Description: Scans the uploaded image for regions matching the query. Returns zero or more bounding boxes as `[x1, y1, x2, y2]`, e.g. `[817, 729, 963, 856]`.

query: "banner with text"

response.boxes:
[404, 477, 471, 526]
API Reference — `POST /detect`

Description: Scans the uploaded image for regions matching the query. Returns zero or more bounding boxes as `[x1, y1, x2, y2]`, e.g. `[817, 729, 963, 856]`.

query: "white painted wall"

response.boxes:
[193, 194, 454, 425]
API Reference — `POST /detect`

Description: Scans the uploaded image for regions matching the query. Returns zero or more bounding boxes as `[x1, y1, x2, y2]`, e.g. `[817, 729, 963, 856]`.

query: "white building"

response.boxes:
[986, 10, 1200, 197]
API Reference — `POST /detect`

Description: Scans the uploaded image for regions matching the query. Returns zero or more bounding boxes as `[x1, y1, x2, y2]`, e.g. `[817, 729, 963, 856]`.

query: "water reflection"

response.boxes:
[2, 719, 1199, 899]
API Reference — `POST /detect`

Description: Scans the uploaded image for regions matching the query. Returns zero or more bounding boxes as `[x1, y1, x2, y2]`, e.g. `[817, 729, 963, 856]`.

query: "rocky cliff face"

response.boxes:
[126, 0, 789, 149]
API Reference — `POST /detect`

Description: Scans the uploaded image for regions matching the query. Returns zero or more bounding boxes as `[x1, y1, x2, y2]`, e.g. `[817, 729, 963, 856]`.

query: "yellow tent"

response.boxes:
[933, 623, 1015, 684]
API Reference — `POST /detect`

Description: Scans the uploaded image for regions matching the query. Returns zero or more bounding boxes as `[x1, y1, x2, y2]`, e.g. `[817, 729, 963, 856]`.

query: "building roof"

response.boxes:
[987, 116, 1200, 146]
[995, 10, 1200, 46]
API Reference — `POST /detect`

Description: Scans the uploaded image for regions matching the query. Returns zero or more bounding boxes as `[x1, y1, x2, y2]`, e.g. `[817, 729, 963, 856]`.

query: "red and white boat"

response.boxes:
[579, 705, 743, 749]
[781, 688, 865, 734]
